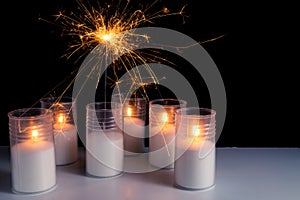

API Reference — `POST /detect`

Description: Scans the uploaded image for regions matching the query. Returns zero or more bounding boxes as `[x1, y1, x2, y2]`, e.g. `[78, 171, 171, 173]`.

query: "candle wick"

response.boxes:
[60, 122, 65, 129]
[32, 136, 39, 144]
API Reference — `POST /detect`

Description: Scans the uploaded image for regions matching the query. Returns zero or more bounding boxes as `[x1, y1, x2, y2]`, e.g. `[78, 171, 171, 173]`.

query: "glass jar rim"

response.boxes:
[86, 102, 121, 110]
[8, 108, 53, 120]
[176, 107, 216, 119]
[111, 93, 147, 103]
[150, 98, 187, 107]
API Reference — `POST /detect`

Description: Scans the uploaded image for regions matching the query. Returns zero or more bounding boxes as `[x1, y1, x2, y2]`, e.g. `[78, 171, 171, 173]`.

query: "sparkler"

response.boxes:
[36, 0, 224, 162]
[40, 0, 187, 103]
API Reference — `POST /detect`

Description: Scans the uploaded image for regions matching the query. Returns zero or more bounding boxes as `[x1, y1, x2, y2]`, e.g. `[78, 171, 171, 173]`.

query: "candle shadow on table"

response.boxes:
[56, 148, 86, 177]
[0, 147, 12, 193]
[0, 170, 12, 193]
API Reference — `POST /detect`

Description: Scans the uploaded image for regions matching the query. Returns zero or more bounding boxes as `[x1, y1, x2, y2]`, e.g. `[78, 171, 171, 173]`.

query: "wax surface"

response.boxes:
[53, 123, 78, 165]
[175, 140, 215, 190]
[86, 131, 123, 177]
[149, 124, 176, 169]
[123, 117, 145, 155]
[11, 140, 56, 193]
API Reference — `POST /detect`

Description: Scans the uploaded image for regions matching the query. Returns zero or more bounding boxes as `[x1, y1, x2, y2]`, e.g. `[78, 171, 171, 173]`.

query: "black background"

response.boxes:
[0, 0, 298, 147]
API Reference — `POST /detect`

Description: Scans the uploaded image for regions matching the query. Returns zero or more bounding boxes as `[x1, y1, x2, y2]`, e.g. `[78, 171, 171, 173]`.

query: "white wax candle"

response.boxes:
[175, 139, 215, 190]
[86, 131, 124, 177]
[123, 117, 145, 155]
[53, 123, 78, 165]
[149, 124, 176, 169]
[11, 140, 56, 193]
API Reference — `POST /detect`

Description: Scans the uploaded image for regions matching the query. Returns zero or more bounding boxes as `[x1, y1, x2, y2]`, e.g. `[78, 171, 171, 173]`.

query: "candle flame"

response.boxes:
[127, 107, 132, 116]
[162, 112, 168, 123]
[31, 130, 39, 142]
[192, 125, 201, 137]
[58, 113, 66, 124]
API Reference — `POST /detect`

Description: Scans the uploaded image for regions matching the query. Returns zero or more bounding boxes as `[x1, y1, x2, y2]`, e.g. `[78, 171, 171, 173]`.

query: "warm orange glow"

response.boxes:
[163, 7, 169, 14]
[127, 107, 132, 116]
[57, 113, 66, 124]
[31, 130, 38, 142]
[162, 112, 168, 123]
[192, 125, 201, 137]
[50, 1, 186, 60]
[101, 33, 112, 42]
[40, 1, 189, 104]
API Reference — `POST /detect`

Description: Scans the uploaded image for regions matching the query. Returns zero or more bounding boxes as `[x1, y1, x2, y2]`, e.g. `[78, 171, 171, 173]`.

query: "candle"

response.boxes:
[111, 95, 147, 156]
[174, 107, 216, 190]
[148, 99, 187, 169]
[149, 112, 176, 169]
[40, 97, 78, 165]
[8, 108, 56, 194]
[85, 102, 124, 178]
[175, 126, 215, 190]
[11, 134, 56, 193]
[86, 131, 123, 177]
[53, 113, 78, 165]
[123, 107, 145, 156]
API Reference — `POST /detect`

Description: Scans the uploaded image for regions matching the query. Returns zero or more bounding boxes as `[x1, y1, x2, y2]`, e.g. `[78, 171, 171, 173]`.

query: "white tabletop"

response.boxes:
[1, 146, 299, 200]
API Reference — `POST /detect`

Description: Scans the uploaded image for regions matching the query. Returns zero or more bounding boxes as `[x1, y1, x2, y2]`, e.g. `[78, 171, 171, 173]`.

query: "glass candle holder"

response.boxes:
[86, 102, 124, 178]
[111, 93, 124, 104]
[8, 108, 56, 194]
[174, 107, 216, 190]
[40, 97, 78, 165]
[148, 99, 187, 169]
[112, 94, 147, 156]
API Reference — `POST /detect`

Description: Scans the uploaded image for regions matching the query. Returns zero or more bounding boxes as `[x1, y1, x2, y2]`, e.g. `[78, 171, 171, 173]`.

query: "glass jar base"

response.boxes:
[149, 163, 174, 170]
[12, 184, 57, 196]
[174, 183, 215, 191]
[85, 171, 124, 179]
[124, 152, 145, 157]
[56, 159, 79, 166]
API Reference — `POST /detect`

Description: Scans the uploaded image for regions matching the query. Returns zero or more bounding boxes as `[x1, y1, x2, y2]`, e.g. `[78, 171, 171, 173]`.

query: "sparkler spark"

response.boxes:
[40, 0, 187, 102]
[33, 0, 226, 165]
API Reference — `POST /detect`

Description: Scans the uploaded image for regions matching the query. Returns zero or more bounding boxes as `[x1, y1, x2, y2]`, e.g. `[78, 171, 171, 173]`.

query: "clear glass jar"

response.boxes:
[85, 102, 124, 178]
[112, 94, 147, 156]
[40, 96, 78, 165]
[148, 99, 187, 169]
[174, 107, 216, 190]
[8, 108, 56, 194]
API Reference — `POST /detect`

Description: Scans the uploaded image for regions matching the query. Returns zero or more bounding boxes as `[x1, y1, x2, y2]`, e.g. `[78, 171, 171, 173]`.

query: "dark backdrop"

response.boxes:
[0, 0, 298, 147]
